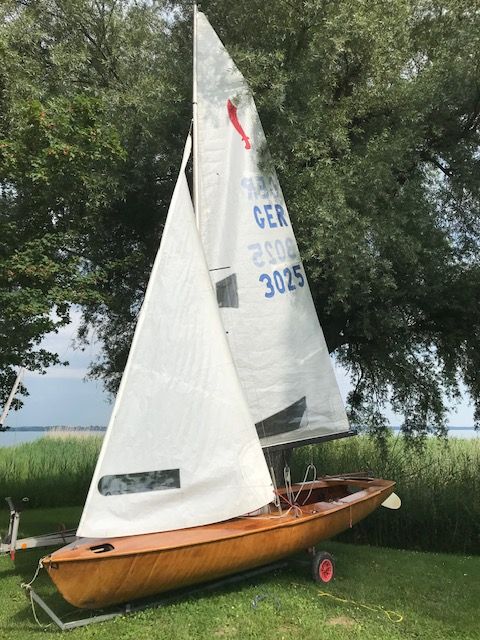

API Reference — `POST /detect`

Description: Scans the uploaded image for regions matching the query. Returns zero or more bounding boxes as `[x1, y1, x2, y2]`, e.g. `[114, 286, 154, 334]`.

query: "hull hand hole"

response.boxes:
[90, 543, 114, 553]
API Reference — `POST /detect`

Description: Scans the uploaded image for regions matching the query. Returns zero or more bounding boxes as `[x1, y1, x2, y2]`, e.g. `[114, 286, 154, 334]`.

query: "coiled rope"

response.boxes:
[318, 590, 403, 623]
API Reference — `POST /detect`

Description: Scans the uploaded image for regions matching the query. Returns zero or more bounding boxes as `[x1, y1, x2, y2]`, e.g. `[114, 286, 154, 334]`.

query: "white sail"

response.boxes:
[78, 137, 274, 539]
[195, 12, 350, 450]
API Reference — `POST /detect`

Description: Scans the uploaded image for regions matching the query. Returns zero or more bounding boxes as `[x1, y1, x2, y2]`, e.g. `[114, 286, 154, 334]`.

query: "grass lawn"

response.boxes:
[1, 506, 479, 639]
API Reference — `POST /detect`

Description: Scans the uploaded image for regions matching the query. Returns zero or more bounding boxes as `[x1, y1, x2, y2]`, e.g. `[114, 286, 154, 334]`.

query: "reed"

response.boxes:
[0, 434, 478, 554]
[44, 427, 101, 439]
[292, 435, 480, 554]
[0, 436, 101, 508]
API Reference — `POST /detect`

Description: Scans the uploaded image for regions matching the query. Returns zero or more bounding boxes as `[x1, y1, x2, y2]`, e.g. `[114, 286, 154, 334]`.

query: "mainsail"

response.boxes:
[195, 12, 350, 450]
[77, 137, 274, 539]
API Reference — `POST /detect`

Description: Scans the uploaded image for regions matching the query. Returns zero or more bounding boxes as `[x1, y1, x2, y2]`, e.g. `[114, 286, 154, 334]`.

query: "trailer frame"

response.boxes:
[0, 497, 77, 559]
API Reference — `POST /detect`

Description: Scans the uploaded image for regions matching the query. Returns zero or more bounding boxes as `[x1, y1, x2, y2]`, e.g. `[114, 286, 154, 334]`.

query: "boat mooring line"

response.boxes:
[21, 558, 43, 589]
[27, 588, 54, 630]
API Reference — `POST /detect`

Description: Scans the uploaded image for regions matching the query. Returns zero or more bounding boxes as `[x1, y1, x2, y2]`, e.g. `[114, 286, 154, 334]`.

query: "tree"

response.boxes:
[179, 0, 480, 437]
[0, 0, 187, 401]
[1, 0, 479, 438]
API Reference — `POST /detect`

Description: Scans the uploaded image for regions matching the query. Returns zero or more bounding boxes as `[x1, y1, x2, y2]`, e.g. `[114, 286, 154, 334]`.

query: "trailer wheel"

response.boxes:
[312, 551, 335, 584]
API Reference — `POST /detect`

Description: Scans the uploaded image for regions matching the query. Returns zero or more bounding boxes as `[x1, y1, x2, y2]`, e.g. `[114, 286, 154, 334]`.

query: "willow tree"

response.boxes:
[0, 0, 187, 402]
[179, 0, 480, 437]
[1, 0, 479, 437]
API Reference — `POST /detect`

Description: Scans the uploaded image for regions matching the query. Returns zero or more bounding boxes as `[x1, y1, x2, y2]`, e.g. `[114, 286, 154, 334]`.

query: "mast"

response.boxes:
[192, 0, 200, 230]
[0, 367, 24, 430]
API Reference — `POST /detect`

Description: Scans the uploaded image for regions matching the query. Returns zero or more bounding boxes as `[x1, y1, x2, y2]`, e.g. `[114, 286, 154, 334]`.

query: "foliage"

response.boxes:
[0, 1, 127, 402]
[0, 436, 101, 507]
[1, 1, 479, 434]
[185, 0, 480, 435]
[1, 434, 479, 555]
[293, 435, 480, 554]
[0, 0, 187, 401]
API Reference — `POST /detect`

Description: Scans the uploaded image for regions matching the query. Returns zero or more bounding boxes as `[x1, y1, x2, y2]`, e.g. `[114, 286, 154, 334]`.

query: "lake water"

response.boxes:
[0, 425, 477, 448]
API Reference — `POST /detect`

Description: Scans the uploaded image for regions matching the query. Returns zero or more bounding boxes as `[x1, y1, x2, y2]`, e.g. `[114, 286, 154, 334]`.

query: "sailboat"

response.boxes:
[41, 6, 395, 610]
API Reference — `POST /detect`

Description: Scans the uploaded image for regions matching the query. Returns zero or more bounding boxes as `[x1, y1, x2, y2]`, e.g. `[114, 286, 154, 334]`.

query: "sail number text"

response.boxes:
[248, 238, 299, 267]
[253, 203, 288, 229]
[259, 265, 304, 298]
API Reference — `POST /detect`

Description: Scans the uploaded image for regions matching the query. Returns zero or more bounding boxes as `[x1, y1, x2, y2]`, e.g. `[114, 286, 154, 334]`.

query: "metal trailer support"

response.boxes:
[3, 497, 21, 560]
[23, 561, 289, 631]
[26, 587, 123, 631]
[0, 497, 77, 558]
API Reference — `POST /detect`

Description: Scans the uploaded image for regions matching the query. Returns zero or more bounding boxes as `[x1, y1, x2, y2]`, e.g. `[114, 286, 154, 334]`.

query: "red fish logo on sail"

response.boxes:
[227, 99, 251, 150]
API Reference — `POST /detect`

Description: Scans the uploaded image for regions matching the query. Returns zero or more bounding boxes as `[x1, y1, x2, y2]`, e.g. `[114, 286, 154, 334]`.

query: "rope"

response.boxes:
[284, 466, 294, 505]
[318, 590, 403, 623]
[269, 465, 282, 511]
[28, 588, 53, 630]
[21, 561, 53, 630]
[21, 559, 43, 589]
[275, 491, 304, 516]
[240, 505, 301, 520]
[293, 463, 317, 504]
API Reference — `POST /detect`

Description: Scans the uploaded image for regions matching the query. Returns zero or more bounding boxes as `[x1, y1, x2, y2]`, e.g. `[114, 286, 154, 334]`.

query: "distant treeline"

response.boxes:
[5, 426, 106, 432]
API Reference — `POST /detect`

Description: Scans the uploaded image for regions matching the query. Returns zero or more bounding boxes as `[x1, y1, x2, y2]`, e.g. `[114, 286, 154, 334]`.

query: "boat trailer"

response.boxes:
[21, 549, 337, 630]
[23, 561, 290, 631]
[2, 476, 399, 630]
[0, 497, 77, 560]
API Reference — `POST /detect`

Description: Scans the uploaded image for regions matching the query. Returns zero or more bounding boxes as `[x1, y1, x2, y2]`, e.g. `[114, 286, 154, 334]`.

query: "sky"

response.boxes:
[6, 311, 112, 428]
[4, 311, 475, 428]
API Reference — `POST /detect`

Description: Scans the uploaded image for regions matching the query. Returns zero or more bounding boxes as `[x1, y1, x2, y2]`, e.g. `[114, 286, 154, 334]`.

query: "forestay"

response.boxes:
[195, 12, 350, 450]
[77, 136, 274, 539]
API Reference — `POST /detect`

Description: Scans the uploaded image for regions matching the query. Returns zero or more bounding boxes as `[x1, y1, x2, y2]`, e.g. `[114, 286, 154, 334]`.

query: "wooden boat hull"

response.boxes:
[42, 477, 394, 609]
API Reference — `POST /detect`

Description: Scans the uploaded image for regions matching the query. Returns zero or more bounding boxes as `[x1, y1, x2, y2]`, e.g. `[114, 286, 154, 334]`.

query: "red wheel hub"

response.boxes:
[319, 558, 334, 582]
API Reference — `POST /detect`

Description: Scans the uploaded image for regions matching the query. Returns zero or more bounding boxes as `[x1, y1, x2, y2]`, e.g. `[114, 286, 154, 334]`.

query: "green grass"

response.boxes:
[292, 435, 480, 554]
[1, 507, 479, 639]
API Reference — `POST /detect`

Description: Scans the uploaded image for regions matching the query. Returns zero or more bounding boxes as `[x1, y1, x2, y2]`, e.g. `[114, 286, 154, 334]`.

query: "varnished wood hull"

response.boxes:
[42, 478, 394, 609]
